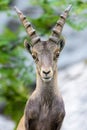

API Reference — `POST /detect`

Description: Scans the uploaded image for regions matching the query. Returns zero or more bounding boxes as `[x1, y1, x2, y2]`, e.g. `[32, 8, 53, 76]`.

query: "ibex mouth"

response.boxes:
[42, 77, 52, 82]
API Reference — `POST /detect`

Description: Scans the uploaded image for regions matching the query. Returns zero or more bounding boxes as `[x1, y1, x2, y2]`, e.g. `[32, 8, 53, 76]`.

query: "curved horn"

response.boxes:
[14, 6, 41, 46]
[49, 5, 72, 43]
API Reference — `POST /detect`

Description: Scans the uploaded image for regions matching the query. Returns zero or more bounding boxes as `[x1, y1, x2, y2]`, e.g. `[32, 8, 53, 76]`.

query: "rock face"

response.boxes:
[58, 25, 87, 69]
[58, 61, 87, 130]
[0, 115, 15, 130]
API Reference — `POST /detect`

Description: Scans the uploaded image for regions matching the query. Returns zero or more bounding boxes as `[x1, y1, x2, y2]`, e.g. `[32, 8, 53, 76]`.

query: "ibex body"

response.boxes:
[15, 5, 71, 130]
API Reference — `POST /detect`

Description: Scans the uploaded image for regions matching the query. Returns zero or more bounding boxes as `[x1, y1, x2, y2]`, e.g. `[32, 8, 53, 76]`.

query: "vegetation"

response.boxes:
[0, 0, 87, 123]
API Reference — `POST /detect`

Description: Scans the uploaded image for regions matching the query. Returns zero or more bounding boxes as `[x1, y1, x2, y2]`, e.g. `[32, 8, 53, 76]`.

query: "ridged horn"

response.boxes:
[14, 6, 41, 46]
[49, 5, 72, 44]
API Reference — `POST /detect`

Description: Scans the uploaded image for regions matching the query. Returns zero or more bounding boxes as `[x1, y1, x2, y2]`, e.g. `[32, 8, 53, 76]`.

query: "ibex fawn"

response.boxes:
[15, 5, 71, 130]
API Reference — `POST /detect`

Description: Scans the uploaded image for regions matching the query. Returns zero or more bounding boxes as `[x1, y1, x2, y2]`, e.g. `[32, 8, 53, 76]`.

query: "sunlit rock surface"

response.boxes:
[0, 115, 15, 130]
[59, 61, 87, 130]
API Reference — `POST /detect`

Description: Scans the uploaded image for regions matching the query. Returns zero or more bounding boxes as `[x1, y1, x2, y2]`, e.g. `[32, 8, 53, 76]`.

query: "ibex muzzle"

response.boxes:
[41, 66, 53, 82]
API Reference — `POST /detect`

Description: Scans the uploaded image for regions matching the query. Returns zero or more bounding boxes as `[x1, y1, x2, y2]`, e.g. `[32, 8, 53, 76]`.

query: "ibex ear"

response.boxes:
[58, 37, 65, 52]
[24, 39, 32, 54]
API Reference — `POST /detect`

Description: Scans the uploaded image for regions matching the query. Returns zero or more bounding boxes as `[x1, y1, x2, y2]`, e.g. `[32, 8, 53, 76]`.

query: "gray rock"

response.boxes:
[58, 25, 87, 69]
[0, 115, 15, 130]
[58, 62, 87, 130]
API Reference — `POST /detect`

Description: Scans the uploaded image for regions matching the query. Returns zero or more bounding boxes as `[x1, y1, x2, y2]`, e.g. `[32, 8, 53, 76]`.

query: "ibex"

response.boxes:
[15, 5, 71, 130]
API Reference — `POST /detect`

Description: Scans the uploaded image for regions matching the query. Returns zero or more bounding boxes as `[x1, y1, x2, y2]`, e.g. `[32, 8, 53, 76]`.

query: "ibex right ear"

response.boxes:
[58, 37, 65, 52]
[24, 39, 32, 54]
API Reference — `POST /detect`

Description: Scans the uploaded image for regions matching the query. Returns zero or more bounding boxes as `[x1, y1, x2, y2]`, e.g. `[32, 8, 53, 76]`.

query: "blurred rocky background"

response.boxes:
[0, 0, 87, 130]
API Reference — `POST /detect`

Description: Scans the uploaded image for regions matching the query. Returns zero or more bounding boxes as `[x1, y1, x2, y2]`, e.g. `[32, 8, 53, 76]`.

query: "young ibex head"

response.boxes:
[15, 5, 71, 82]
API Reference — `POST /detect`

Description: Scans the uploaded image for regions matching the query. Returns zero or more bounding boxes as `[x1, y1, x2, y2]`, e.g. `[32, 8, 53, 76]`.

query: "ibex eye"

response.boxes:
[56, 52, 60, 57]
[32, 54, 38, 62]
[54, 52, 60, 60]
[32, 54, 36, 59]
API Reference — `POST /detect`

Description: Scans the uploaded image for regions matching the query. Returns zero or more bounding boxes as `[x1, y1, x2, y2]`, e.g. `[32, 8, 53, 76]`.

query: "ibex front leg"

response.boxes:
[56, 112, 65, 130]
[24, 98, 40, 130]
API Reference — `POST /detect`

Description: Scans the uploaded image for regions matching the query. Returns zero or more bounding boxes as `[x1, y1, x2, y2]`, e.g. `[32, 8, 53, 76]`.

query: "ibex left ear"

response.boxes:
[24, 39, 32, 53]
[58, 37, 65, 52]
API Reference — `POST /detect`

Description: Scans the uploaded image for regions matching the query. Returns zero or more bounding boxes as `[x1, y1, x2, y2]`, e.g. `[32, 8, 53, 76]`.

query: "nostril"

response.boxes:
[43, 70, 50, 75]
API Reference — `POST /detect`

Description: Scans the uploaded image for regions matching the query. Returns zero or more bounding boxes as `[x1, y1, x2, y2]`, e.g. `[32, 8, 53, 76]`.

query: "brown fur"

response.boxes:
[17, 116, 25, 130]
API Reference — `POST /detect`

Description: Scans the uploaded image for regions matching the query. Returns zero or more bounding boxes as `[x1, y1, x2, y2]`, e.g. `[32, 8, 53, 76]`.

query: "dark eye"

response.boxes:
[32, 54, 36, 59]
[32, 54, 38, 62]
[56, 52, 60, 58]
[54, 52, 60, 60]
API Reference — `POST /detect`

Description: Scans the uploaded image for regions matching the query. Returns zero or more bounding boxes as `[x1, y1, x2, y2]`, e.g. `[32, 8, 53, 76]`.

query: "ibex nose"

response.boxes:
[43, 70, 50, 75]
[41, 67, 53, 77]
[41, 67, 53, 81]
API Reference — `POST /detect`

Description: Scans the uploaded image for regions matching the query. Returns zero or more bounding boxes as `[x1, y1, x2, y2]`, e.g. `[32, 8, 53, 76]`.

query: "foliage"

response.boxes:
[29, 0, 87, 33]
[0, 0, 10, 10]
[0, 0, 36, 122]
[0, 0, 87, 123]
